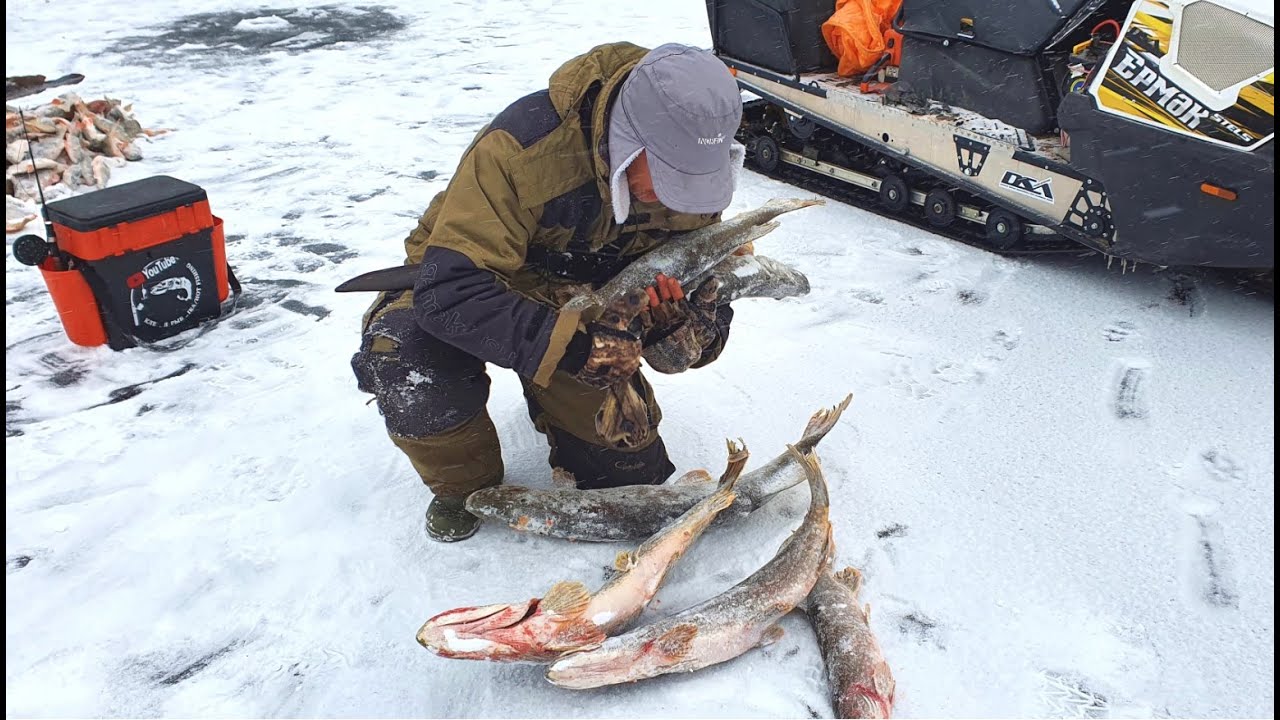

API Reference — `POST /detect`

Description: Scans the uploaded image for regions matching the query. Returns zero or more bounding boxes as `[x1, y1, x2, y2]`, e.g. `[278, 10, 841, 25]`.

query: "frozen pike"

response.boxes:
[333, 252, 810, 306]
[545, 444, 833, 689]
[807, 568, 896, 719]
[465, 394, 852, 542]
[415, 443, 750, 663]
[561, 197, 824, 313]
[697, 253, 810, 304]
[332, 198, 821, 299]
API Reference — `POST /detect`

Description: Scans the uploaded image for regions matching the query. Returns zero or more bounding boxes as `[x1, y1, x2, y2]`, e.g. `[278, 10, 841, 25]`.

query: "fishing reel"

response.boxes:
[12, 233, 59, 267]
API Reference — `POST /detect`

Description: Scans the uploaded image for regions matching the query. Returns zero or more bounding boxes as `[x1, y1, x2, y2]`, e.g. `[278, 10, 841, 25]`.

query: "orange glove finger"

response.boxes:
[668, 276, 685, 301]
[657, 274, 672, 302]
[645, 286, 660, 308]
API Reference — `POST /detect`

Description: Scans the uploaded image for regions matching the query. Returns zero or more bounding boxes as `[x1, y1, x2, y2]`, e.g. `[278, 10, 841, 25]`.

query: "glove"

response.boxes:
[638, 273, 690, 347]
[559, 289, 648, 389]
[684, 275, 721, 348]
[638, 274, 722, 374]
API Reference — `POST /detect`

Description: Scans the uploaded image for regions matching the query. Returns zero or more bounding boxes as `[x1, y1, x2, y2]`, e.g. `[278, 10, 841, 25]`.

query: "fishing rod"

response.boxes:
[11, 107, 71, 270]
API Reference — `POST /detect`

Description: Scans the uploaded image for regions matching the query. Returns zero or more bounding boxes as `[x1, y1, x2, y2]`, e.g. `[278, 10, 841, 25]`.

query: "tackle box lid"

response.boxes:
[45, 175, 208, 232]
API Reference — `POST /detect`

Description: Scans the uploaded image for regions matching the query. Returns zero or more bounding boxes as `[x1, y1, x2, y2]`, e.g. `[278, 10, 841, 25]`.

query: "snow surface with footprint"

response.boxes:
[6, 1, 1274, 717]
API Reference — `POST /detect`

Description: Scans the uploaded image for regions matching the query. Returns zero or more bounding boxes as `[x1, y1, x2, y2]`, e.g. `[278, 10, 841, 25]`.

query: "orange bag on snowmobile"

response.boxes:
[822, 0, 903, 76]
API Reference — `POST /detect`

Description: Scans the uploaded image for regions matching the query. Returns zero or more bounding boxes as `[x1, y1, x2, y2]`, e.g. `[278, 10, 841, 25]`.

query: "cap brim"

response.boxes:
[647, 148, 734, 215]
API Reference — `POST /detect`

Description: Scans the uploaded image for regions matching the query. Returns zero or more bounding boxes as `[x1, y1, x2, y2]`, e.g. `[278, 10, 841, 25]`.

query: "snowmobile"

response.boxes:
[704, 0, 1274, 277]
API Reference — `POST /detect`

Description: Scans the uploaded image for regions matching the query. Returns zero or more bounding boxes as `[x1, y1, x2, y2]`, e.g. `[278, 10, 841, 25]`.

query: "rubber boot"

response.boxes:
[425, 495, 481, 543]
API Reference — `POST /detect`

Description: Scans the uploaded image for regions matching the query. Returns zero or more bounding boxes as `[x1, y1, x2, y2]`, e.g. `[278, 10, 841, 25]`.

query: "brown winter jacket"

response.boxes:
[402, 42, 733, 388]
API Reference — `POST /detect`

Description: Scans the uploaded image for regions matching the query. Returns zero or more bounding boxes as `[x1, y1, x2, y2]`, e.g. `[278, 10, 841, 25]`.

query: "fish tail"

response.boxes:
[834, 566, 864, 597]
[705, 439, 749, 512]
[795, 394, 853, 453]
[718, 438, 750, 491]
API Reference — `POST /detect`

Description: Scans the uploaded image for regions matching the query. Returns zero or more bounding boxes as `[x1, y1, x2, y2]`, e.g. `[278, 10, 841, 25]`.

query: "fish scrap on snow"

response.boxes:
[421, 395, 897, 718]
[6, 91, 169, 232]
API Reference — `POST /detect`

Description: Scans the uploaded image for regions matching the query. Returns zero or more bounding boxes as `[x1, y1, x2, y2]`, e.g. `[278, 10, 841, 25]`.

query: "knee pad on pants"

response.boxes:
[351, 305, 491, 438]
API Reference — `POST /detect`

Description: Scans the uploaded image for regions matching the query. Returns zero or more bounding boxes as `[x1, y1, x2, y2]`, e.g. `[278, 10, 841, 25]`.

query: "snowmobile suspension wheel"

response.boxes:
[924, 189, 956, 228]
[878, 174, 909, 212]
[750, 136, 780, 173]
[984, 209, 1023, 250]
[788, 115, 817, 141]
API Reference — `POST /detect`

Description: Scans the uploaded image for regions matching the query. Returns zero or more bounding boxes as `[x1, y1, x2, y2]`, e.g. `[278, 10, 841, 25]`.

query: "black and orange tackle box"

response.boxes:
[39, 175, 239, 350]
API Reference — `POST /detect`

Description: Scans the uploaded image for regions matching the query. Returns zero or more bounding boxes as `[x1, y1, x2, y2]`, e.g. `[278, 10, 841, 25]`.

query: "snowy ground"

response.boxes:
[5, 1, 1274, 718]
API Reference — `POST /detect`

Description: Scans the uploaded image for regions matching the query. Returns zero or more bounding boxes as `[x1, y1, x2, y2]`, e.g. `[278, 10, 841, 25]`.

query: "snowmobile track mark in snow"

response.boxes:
[6, 554, 33, 574]
[1113, 363, 1151, 420]
[1166, 275, 1206, 318]
[7, 400, 27, 437]
[91, 364, 198, 411]
[39, 352, 90, 388]
[147, 641, 242, 687]
[1188, 515, 1240, 610]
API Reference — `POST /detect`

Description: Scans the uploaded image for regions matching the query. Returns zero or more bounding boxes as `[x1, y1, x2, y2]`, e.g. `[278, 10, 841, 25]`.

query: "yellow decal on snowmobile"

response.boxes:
[1090, 0, 1274, 150]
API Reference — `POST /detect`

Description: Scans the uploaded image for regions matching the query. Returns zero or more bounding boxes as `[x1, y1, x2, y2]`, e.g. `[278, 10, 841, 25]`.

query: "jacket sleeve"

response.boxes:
[412, 131, 581, 387]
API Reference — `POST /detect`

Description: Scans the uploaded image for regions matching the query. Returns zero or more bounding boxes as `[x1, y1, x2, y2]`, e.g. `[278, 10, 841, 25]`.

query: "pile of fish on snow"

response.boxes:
[6, 92, 166, 233]
[419, 395, 897, 719]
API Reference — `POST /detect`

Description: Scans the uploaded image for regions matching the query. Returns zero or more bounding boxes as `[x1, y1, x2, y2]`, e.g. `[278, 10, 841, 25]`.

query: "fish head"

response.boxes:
[417, 599, 605, 662]
[836, 666, 896, 719]
[416, 599, 542, 661]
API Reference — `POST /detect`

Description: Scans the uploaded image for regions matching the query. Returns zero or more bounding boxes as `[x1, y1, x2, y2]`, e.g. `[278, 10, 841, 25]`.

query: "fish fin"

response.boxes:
[667, 469, 713, 486]
[796, 393, 853, 453]
[651, 623, 698, 660]
[551, 467, 577, 488]
[756, 624, 785, 648]
[614, 550, 638, 572]
[542, 581, 592, 619]
[549, 621, 608, 654]
[834, 567, 864, 596]
[741, 220, 781, 247]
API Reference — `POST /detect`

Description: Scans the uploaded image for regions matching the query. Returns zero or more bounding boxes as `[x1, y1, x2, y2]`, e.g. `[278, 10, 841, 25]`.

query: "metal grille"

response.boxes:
[1177, 2, 1274, 92]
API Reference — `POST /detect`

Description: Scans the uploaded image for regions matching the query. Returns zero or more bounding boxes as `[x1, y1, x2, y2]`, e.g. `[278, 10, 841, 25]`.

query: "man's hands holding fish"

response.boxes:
[563, 273, 721, 388]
